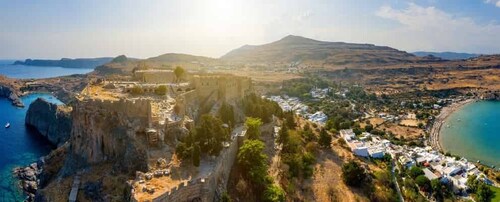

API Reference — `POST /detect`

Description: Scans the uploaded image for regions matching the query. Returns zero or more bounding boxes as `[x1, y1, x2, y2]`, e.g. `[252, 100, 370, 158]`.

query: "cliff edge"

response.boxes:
[25, 98, 72, 146]
[0, 83, 24, 107]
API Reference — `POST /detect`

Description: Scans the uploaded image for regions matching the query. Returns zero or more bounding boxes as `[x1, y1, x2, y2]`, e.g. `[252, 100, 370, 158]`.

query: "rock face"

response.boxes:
[0, 84, 24, 107]
[25, 98, 72, 146]
[61, 99, 149, 175]
[13, 161, 43, 201]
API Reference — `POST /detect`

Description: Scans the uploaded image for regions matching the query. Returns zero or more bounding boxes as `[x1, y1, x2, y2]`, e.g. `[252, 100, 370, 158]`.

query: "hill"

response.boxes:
[147, 53, 216, 63]
[221, 35, 436, 68]
[95, 53, 218, 75]
[412, 51, 479, 60]
[13, 57, 113, 69]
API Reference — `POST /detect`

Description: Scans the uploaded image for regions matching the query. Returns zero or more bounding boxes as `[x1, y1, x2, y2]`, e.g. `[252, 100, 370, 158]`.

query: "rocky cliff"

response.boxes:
[60, 99, 149, 176]
[25, 98, 72, 146]
[0, 83, 24, 107]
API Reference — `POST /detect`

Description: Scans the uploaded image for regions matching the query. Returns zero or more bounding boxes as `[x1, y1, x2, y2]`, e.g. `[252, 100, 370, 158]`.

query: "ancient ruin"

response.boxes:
[67, 69, 252, 201]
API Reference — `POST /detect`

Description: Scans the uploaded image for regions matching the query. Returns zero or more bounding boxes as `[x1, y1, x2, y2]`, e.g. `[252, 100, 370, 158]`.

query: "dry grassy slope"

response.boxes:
[221, 35, 438, 68]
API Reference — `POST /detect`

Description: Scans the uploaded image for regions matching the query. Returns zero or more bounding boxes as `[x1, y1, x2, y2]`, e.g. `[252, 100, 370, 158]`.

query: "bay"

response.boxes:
[440, 101, 500, 168]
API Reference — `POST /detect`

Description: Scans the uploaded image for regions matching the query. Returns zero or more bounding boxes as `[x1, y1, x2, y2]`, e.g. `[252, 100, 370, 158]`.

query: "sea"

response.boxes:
[440, 101, 500, 168]
[0, 60, 90, 201]
[0, 60, 92, 79]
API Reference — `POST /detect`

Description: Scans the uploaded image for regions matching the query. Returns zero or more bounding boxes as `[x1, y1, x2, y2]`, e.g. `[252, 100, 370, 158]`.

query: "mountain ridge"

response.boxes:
[220, 35, 431, 68]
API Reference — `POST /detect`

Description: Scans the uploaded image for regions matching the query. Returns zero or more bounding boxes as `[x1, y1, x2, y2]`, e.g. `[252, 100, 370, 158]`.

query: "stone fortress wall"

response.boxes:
[76, 71, 253, 201]
[192, 74, 252, 103]
[135, 130, 246, 202]
[134, 70, 175, 84]
[81, 98, 152, 119]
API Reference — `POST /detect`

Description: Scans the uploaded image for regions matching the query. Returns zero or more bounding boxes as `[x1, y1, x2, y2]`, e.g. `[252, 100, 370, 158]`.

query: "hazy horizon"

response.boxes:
[1, 0, 500, 59]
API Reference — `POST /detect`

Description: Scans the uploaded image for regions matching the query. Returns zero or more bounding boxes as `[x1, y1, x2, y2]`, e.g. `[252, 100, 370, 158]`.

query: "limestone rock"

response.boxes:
[25, 98, 72, 146]
[0, 84, 24, 107]
[62, 99, 148, 175]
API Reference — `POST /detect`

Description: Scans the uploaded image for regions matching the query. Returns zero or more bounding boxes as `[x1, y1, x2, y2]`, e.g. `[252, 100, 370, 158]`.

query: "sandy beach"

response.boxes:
[429, 99, 476, 152]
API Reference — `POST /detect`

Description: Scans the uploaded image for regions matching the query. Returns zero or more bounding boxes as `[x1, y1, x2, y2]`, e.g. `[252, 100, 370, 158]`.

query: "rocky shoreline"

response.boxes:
[13, 159, 45, 202]
[0, 83, 24, 107]
[428, 98, 476, 152]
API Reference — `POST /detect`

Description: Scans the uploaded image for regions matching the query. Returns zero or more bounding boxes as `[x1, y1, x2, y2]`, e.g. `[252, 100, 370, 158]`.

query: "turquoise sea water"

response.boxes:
[0, 60, 92, 79]
[440, 101, 500, 168]
[0, 94, 61, 201]
[0, 61, 88, 201]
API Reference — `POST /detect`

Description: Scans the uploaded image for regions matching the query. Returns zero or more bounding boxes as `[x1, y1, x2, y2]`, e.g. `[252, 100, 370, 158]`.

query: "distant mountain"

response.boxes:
[13, 57, 114, 69]
[147, 53, 216, 63]
[221, 35, 432, 68]
[94, 53, 217, 75]
[412, 51, 479, 60]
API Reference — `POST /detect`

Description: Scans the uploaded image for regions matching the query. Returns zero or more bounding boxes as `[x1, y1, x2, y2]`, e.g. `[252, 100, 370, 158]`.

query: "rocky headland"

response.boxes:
[0, 76, 24, 107]
[25, 98, 72, 147]
[13, 57, 113, 69]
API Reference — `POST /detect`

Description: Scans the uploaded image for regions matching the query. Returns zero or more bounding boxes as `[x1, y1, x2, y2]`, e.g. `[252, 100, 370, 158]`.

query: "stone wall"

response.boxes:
[191, 74, 252, 103]
[139, 130, 245, 202]
[177, 90, 200, 119]
[134, 70, 175, 84]
[82, 98, 152, 119]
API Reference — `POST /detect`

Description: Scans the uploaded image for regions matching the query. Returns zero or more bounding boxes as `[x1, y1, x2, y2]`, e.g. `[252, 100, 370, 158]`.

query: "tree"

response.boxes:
[284, 111, 296, 129]
[431, 179, 444, 200]
[408, 167, 424, 179]
[154, 85, 167, 95]
[218, 102, 235, 127]
[195, 115, 229, 155]
[467, 176, 493, 202]
[415, 175, 431, 192]
[277, 122, 289, 145]
[192, 144, 201, 167]
[237, 140, 269, 186]
[364, 124, 373, 132]
[174, 66, 185, 82]
[302, 124, 316, 142]
[130, 86, 144, 95]
[318, 128, 332, 148]
[342, 160, 369, 187]
[467, 175, 480, 193]
[245, 117, 263, 140]
[221, 191, 232, 202]
[476, 183, 493, 202]
[263, 184, 285, 202]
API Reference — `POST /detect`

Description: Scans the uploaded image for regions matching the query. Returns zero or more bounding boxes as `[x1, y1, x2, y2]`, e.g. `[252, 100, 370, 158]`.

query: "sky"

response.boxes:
[0, 0, 499, 59]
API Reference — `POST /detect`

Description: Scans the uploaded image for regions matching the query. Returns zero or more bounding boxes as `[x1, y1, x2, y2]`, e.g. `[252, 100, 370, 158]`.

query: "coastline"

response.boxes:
[429, 98, 476, 152]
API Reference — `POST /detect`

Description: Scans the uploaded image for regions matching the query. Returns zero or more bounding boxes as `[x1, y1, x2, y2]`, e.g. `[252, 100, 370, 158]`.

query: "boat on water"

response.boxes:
[5, 123, 10, 128]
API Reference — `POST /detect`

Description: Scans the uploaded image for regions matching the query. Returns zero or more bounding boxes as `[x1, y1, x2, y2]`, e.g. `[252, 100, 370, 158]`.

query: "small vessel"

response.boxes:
[5, 123, 10, 128]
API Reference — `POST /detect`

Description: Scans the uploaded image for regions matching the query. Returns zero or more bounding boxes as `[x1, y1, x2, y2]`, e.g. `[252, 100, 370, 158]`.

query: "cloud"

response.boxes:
[484, 0, 500, 7]
[374, 3, 500, 53]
